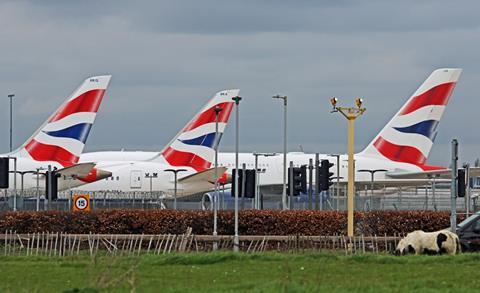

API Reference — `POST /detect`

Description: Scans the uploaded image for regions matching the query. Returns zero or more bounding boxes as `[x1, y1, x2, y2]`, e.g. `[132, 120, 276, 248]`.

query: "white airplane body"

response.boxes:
[79, 68, 465, 194]
[79, 151, 438, 192]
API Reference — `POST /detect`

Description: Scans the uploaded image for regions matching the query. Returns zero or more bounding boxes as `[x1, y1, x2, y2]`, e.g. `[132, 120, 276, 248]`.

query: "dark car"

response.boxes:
[457, 212, 480, 252]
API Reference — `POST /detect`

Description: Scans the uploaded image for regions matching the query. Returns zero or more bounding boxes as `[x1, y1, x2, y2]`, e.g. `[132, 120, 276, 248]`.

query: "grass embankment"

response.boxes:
[0, 252, 479, 292]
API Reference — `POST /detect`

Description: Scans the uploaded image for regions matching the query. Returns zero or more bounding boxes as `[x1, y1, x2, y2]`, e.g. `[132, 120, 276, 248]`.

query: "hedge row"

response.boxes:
[0, 210, 465, 236]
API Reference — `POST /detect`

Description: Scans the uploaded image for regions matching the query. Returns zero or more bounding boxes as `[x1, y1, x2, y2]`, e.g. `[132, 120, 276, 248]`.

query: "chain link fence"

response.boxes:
[1, 187, 479, 213]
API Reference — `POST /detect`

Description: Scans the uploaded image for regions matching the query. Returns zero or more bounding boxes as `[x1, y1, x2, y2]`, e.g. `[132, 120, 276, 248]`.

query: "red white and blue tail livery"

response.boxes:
[159, 89, 239, 171]
[12, 76, 111, 167]
[360, 68, 462, 171]
[1, 76, 113, 191]
[76, 89, 239, 195]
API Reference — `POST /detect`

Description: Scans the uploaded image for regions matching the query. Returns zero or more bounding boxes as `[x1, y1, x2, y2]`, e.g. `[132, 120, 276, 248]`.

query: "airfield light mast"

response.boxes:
[330, 97, 366, 237]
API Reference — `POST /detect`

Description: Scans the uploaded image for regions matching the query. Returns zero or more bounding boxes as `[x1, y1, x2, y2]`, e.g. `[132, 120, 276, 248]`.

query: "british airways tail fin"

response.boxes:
[153, 89, 239, 171]
[359, 68, 462, 170]
[11, 75, 112, 167]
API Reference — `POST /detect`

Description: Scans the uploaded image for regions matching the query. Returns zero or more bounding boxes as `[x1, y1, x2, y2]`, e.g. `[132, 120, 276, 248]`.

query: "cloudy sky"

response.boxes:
[0, 0, 479, 165]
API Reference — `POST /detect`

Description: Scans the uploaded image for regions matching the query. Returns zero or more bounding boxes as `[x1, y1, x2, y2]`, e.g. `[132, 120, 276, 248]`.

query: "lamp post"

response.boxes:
[64, 174, 77, 210]
[213, 106, 223, 250]
[35, 167, 45, 211]
[272, 95, 287, 210]
[232, 95, 242, 252]
[427, 173, 441, 210]
[330, 97, 366, 237]
[464, 163, 471, 217]
[328, 154, 341, 211]
[9, 170, 36, 211]
[358, 169, 387, 210]
[358, 169, 388, 196]
[450, 139, 458, 233]
[20, 171, 36, 196]
[164, 169, 186, 210]
[145, 172, 158, 195]
[252, 152, 276, 209]
[8, 94, 14, 152]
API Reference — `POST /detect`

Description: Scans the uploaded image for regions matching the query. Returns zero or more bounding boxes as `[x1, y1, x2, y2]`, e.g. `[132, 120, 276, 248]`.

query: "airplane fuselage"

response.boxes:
[76, 150, 428, 194]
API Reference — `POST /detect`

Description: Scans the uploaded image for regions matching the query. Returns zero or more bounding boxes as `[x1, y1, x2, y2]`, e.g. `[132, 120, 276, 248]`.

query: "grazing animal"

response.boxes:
[395, 230, 460, 255]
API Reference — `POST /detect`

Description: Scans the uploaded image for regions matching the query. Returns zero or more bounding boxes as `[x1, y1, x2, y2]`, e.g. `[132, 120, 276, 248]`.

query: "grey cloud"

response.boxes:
[8, 0, 480, 34]
[0, 0, 479, 167]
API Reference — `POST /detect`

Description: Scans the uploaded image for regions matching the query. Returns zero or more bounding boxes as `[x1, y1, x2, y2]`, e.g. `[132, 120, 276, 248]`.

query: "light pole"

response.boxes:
[35, 167, 45, 211]
[272, 95, 288, 210]
[252, 152, 276, 209]
[9, 170, 36, 211]
[358, 169, 387, 210]
[358, 169, 388, 196]
[328, 154, 341, 210]
[8, 94, 14, 152]
[65, 174, 77, 210]
[232, 95, 242, 252]
[464, 163, 471, 217]
[213, 106, 223, 250]
[145, 172, 158, 195]
[330, 97, 366, 237]
[450, 139, 458, 233]
[164, 169, 187, 210]
[427, 173, 440, 210]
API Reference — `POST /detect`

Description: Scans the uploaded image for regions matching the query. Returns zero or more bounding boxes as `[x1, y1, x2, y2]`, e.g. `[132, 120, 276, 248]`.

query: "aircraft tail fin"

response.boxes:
[360, 68, 462, 170]
[11, 75, 112, 167]
[152, 89, 239, 171]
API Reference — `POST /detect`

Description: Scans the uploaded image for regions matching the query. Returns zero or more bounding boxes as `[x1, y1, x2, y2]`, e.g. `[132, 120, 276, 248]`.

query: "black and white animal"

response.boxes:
[395, 230, 461, 255]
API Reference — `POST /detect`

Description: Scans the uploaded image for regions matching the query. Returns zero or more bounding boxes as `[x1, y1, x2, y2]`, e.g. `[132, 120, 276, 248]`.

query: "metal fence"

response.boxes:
[1, 187, 479, 213]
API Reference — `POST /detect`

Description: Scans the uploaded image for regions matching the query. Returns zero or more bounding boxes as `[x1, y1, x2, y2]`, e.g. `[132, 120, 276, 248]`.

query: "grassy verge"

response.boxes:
[0, 252, 479, 292]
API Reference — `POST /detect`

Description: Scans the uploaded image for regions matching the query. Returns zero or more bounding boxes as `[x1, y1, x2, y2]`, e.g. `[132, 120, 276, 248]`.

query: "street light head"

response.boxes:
[214, 106, 223, 114]
[355, 97, 363, 109]
[330, 97, 338, 108]
[232, 96, 242, 104]
[253, 152, 277, 157]
[272, 95, 287, 101]
[164, 168, 188, 174]
[8, 94, 15, 98]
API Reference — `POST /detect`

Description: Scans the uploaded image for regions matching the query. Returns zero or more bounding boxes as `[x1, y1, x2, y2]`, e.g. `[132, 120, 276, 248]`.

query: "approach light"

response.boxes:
[355, 97, 363, 108]
[330, 97, 338, 108]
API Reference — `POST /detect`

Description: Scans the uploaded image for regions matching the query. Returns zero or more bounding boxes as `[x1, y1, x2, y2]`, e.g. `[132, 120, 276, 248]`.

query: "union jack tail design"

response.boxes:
[360, 68, 462, 170]
[12, 76, 112, 167]
[159, 89, 240, 171]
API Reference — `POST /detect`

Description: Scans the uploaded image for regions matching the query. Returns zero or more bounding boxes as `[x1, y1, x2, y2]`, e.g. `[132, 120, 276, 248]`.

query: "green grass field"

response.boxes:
[1, 252, 480, 292]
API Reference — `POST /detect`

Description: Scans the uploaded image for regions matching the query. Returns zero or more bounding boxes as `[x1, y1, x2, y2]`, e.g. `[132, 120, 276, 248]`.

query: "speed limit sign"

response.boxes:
[73, 195, 91, 212]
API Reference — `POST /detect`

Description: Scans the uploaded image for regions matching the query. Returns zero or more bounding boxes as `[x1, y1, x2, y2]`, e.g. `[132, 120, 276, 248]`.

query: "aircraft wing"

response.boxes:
[159, 167, 228, 198]
[178, 167, 228, 184]
[386, 167, 480, 180]
[57, 162, 96, 178]
[57, 163, 112, 191]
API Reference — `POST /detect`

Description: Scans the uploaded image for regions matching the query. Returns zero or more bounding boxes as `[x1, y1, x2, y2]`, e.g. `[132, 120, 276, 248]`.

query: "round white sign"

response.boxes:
[75, 197, 89, 210]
